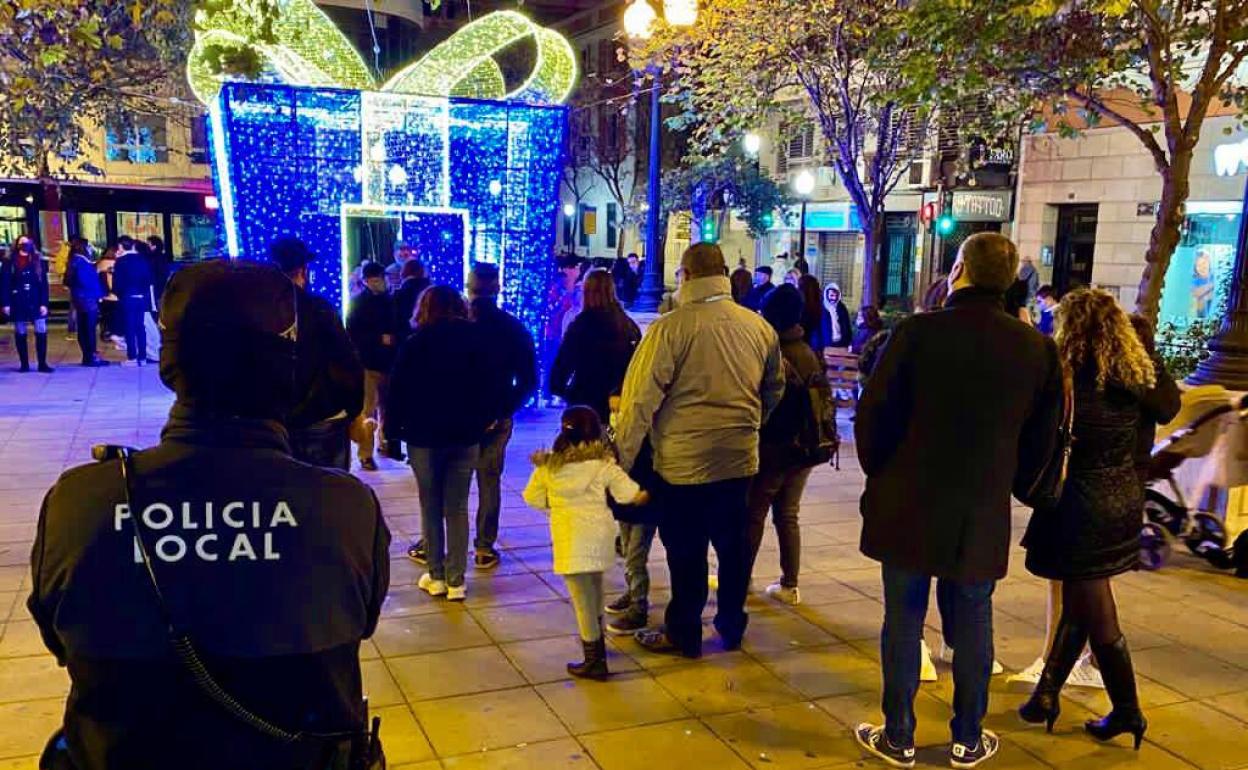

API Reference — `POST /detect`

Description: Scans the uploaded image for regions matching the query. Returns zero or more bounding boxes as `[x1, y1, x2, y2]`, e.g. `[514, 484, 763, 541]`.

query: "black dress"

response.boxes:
[1023, 369, 1174, 580]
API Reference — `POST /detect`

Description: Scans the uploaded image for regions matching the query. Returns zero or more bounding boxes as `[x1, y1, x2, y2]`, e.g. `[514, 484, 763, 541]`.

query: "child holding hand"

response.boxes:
[523, 406, 649, 680]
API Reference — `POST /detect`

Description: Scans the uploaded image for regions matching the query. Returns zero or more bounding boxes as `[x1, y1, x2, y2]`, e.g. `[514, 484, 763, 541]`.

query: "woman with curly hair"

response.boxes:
[1018, 288, 1178, 749]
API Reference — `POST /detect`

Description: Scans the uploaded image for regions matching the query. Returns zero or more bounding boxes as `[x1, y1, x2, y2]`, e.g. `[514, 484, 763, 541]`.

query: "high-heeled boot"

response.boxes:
[14, 332, 29, 372]
[1018, 617, 1088, 732]
[1085, 636, 1147, 749]
[567, 633, 609, 681]
[35, 332, 53, 373]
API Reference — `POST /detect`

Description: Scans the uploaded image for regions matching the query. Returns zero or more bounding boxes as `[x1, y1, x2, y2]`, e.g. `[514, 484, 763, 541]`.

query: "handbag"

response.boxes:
[1022, 369, 1074, 510]
[41, 445, 385, 770]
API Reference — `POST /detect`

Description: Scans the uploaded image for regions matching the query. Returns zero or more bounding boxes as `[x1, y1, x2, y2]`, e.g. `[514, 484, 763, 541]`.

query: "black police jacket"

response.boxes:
[27, 408, 391, 770]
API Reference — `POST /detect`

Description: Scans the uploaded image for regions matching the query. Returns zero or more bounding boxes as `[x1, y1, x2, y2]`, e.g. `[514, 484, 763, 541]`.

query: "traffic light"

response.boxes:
[700, 218, 718, 243]
[936, 213, 956, 236]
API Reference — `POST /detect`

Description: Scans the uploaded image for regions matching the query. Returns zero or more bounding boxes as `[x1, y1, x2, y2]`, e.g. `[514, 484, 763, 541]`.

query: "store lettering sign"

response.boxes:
[1214, 138, 1248, 176]
[951, 191, 1013, 222]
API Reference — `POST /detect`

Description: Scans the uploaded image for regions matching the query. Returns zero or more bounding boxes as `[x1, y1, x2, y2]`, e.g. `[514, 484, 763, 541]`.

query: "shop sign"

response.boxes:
[951, 190, 1013, 222]
[1214, 138, 1248, 176]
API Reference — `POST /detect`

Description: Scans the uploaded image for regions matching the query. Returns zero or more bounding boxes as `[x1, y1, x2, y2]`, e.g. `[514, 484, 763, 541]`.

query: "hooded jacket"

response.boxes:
[523, 441, 640, 574]
[812, 283, 853, 350]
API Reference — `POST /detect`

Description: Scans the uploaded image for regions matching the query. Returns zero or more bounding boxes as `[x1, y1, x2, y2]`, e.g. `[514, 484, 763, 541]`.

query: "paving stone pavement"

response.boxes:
[0, 332, 1246, 769]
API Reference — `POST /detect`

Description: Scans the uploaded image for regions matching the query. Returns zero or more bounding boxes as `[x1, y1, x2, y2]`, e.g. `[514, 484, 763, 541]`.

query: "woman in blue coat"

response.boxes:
[1, 236, 53, 372]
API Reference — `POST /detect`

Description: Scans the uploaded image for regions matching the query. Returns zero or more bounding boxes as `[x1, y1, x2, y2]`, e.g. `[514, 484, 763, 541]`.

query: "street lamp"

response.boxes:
[794, 169, 816, 268]
[743, 132, 762, 157]
[626, 0, 696, 312]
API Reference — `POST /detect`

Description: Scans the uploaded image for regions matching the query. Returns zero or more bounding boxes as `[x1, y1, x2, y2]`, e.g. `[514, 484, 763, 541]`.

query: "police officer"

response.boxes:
[271, 237, 365, 470]
[28, 260, 391, 769]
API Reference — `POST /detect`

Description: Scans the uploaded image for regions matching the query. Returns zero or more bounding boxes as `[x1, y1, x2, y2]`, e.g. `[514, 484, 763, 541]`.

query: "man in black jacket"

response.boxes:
[407, 263, 538, 570]
[64, 237, 108, 367]
[28, 261, 390, 770]
[271, 237, 365, 470]
[392, 258, 431, 344]
[853, 233, 1063, 769]
[347, 261, 398, 471]
[113, 235, 153, 366]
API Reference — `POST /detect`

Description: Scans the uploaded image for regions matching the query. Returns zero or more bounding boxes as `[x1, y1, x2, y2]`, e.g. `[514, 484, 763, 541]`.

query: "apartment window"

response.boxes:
[105, 115, 168, 164]
[787, 123, 816, 162]
[579, 204, 597, 248]
[189, 115, 209, 164]
[607, 203, 618, 249]
[598, 40, 615, 77]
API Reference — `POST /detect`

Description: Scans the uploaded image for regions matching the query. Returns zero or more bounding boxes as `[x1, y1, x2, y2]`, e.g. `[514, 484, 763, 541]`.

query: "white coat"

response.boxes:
[522, 442, 640, 575]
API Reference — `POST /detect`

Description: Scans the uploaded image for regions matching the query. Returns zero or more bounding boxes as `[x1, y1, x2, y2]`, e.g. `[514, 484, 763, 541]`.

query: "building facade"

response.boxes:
[1014, 113, 1245, 326]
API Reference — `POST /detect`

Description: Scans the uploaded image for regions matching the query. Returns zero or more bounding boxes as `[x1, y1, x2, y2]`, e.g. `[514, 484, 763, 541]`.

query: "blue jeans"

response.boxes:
[619, 521, 656, 610]
[473, 419, 513, 550]
[880, 564, 995, 748]
[410, 445, 479, 587]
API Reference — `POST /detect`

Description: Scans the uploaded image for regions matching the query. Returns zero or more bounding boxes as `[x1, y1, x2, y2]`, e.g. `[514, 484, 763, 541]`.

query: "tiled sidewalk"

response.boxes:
[0, 334, 1246, 769]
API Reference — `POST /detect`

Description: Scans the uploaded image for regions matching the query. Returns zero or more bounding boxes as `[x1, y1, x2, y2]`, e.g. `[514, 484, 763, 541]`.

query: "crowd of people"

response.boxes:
[0, 233, 172, 371]
[20, 228, 1183, 769]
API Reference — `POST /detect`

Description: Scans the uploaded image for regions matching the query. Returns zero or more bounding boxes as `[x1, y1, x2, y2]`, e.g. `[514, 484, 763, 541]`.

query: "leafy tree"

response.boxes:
[635, 0, 932, 304]
[559, 109, 596, 253]
[578, 68, 641, 258]
[902, 0, 1248, 323]
[0, 0, 276, 210]
[661, 147, 792, 243]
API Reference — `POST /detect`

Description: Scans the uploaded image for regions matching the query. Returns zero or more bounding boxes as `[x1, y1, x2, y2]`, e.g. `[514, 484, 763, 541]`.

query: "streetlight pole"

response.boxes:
[1188, 171, 1248, 389]
[635, 69, 665, 312]
[793, 169, 815, 272]
[624, 0, 695, 313]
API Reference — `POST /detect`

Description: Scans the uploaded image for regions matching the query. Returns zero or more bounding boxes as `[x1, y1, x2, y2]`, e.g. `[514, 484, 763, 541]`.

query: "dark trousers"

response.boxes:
[880, 564, 995, 748]
[410, 445, 480, 587]
[75, 308, 98, 363]
[746, 463, 811, 588]
[474, 418, 513, 550]
[659, 476, 753, 655]
[122, 297, 147, 361]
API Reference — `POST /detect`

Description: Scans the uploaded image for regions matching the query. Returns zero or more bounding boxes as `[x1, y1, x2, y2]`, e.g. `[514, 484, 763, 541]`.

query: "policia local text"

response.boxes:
[114, 501, 298, 563]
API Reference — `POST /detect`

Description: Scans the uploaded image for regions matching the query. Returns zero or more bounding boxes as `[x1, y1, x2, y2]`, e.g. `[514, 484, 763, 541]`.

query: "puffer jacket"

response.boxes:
[522, 441, 641, 574]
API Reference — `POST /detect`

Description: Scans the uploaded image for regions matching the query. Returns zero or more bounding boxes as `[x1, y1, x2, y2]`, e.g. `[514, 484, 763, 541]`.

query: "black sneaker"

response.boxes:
[854, 724, 915, 768]
[950, 730, 999, 769]
[407, 540, 427, 565]
[606, 610, 647, 635]
[604, 594, 632, 616]
[474, 548, 500, 570]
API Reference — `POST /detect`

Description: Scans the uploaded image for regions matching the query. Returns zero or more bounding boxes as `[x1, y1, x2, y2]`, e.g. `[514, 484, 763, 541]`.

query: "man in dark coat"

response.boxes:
[28, 261, 390, 769]
[392, 259, 431, 344]
[112, 235, 153, 365]
[853, 232, 1063, 768]
[346, 261, 397, 471]
[64, 238, 108, 367]
[743, 265, 775, 311]
[271, 237, 365, 470]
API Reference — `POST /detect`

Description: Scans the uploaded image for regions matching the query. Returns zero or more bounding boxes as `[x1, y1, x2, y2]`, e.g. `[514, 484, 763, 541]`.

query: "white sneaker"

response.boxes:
[418, 573, 447, 597]
[1068, 652, 1105, 689]
[446, 583, 467, 602]
[1006, 657, 1045, 685]
[765, 583, 801, 605]
[937, 641, 1006, 675]
[920, 639, 938, 682]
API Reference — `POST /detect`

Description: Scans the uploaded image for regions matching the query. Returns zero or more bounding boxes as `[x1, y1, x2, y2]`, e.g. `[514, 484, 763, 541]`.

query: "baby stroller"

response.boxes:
[1140, 393, 1248, 576]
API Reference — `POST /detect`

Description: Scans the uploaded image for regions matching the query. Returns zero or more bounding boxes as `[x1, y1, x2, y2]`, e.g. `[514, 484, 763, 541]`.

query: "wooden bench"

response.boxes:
[824, 350, 861, 410]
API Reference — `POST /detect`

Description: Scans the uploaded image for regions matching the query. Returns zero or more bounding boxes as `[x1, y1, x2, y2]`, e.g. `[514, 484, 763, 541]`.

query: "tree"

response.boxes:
[579, 70, 641, 258]
[560, 108, 596, 253]
[902, 0, 1248, 323]
[636, 0, 932, 304]
[661, 147, 793, 243]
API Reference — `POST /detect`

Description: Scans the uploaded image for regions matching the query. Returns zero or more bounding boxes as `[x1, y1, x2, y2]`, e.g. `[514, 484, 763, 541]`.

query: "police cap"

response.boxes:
[159, 260, 298, 420]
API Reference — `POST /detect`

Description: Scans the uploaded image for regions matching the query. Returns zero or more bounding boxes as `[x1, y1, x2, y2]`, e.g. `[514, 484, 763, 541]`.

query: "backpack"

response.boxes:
[785, 358, 841, 469]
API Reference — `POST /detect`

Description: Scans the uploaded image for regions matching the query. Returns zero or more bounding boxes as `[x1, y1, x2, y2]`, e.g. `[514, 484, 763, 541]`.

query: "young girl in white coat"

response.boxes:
[523, 406, 649, 680]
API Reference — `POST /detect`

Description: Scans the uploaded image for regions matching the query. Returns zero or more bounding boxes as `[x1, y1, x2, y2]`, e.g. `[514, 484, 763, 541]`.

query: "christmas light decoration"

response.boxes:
[189, 5, 577, 107]
[210, 82, 568, 372]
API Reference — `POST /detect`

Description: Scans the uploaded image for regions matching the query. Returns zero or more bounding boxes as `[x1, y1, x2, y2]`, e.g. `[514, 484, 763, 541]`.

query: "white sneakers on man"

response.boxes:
[418, 573, 447, 597]
[764, 583, 801, 606]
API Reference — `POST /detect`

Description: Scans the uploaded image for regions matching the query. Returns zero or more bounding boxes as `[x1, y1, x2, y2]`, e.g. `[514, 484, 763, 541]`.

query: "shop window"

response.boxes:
[116, 211, 162, 242]
[172, 214, 218, 260]
[106, 115, 169, 164]
[76, 213, 108, 252]
[0, 206, 26, 247]
[1159, 207, 1241, 325]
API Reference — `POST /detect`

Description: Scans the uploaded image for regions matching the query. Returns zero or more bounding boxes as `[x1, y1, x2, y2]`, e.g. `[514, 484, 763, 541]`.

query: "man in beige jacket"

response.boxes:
[615, 243, 784, 657]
